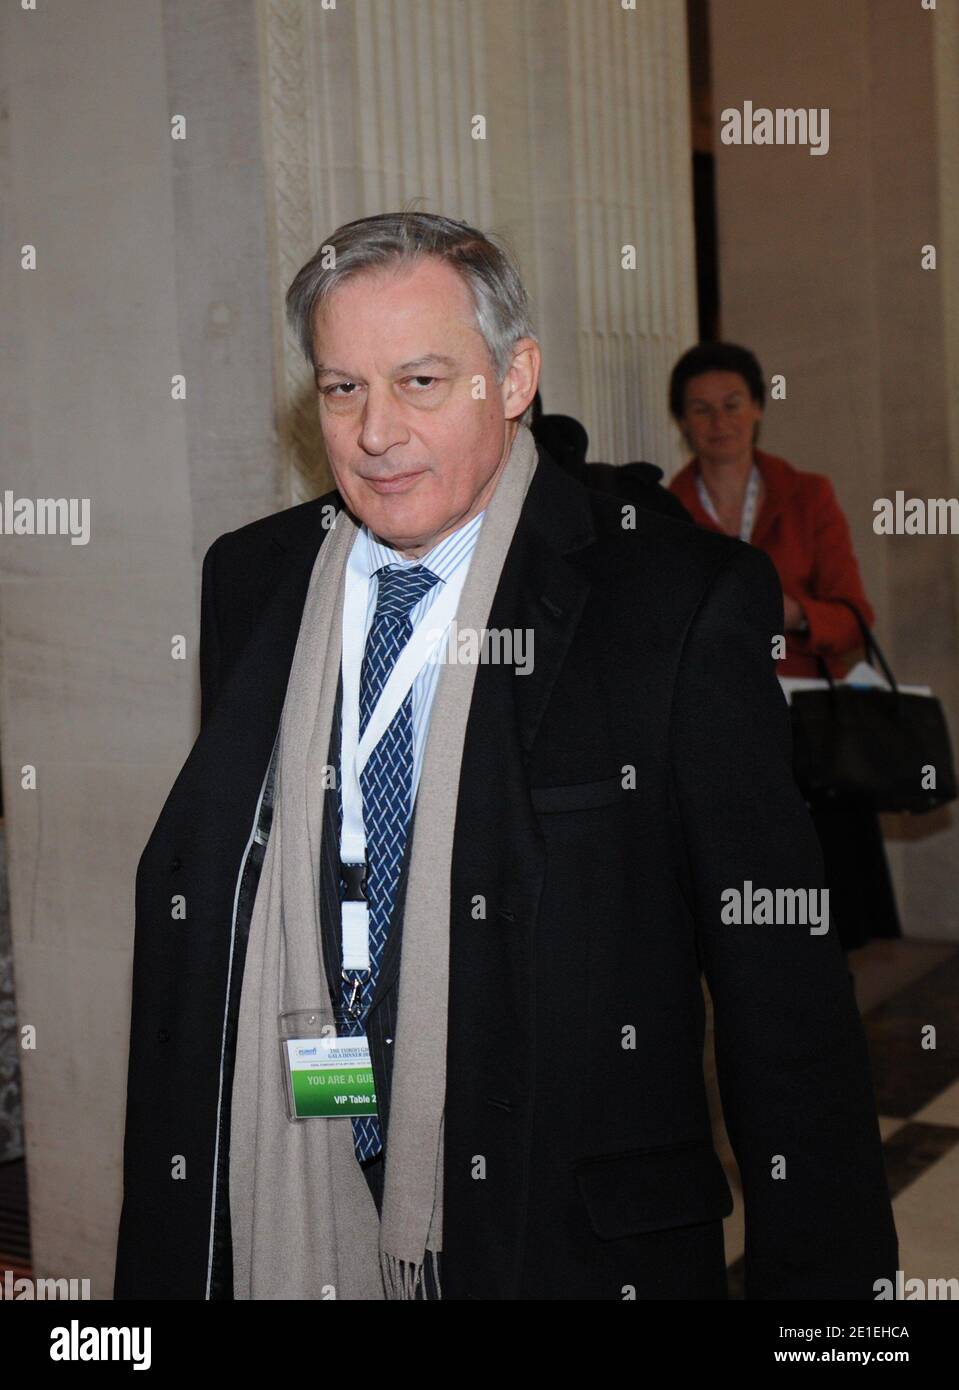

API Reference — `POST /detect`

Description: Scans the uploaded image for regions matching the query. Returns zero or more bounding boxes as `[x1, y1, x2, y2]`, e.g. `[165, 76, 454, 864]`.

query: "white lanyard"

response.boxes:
[338, 528, 469, 971]
[696, 463, 760, 542]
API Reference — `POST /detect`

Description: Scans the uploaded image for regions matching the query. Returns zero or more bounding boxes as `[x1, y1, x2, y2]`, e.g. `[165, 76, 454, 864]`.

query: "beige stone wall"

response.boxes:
[0, 0, 696, 1295]
[0, 0, 282, 1295]
[709, 0, 959, 941]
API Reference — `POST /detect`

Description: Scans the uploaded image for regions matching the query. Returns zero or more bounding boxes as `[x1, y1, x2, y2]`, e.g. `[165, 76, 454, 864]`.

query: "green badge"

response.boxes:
[282, 1035, 378, 1120]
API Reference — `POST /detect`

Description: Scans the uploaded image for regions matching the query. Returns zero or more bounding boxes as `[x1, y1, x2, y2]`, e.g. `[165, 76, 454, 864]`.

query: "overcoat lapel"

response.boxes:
[192, 503, 342, 830]
[442, 457, 598, 1297]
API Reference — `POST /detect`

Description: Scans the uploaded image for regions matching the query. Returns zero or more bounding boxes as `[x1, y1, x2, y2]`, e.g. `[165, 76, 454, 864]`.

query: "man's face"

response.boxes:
[680, 370, 762, 464]
[311, 256, 539, 557]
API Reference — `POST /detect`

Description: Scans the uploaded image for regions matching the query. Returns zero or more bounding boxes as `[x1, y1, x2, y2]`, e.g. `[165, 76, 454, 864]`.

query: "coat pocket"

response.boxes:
[529, 774, 629, 814]
[574, 1139, 734, 1239]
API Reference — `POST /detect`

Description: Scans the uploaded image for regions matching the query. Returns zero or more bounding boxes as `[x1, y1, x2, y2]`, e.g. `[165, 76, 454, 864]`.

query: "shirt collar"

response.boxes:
[362, 509, 486, 583]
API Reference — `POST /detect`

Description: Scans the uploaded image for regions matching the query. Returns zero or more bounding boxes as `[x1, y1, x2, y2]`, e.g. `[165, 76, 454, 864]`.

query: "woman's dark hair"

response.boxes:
[668, 342, 765, 421]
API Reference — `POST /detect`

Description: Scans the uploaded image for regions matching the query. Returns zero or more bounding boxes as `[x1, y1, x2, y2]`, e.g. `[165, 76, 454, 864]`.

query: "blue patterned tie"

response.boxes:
[340, 561, 441, 1161]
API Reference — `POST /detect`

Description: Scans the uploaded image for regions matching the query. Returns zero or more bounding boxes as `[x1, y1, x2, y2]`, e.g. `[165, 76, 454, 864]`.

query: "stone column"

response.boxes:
[0, 0, 280, 1295]
[256, 0, 697, 487]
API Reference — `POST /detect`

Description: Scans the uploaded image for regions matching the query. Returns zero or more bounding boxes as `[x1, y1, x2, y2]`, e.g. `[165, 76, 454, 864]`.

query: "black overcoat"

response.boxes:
[114, 447, 897, 1300]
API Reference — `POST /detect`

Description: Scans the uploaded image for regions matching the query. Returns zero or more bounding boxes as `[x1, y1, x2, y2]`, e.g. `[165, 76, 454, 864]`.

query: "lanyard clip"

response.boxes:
[340, 860, 368, 901]
[342, 969, 369, 1020]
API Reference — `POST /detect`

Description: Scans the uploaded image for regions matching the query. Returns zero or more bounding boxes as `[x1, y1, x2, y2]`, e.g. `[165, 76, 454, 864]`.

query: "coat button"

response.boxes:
[170, 856, 182, 871]
[157, 1028, 171, 1043]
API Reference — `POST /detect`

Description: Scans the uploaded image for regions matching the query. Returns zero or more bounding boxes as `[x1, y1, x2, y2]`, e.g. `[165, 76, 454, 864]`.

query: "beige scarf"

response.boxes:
[229, 422, 538, 1299]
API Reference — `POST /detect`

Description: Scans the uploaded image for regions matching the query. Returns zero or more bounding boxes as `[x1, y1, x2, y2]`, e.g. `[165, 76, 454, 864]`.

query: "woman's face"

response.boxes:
[680, 371, 763, 465]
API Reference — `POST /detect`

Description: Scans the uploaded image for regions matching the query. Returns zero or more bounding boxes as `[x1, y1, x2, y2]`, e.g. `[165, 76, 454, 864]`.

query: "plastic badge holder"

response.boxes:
[278, 1007, 378, 1122]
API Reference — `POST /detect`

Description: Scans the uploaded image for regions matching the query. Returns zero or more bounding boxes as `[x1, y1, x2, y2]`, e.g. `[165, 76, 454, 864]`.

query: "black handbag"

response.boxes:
[790, 599, 957, 813]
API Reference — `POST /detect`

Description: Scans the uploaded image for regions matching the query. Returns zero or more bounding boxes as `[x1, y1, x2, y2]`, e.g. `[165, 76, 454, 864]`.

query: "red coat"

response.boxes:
[669, 449, 875, 678]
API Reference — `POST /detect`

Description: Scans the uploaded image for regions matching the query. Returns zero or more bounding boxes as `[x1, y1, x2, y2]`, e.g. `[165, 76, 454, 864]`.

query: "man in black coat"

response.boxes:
[114, 211, 897, 1300]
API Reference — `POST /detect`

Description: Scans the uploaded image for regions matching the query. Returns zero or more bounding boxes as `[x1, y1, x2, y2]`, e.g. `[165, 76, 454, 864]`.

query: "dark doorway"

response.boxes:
[686, 0, 720, 341]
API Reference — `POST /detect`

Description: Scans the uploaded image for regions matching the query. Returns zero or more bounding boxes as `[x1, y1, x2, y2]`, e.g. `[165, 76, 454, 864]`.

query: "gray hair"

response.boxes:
[285, 211, 537, 426]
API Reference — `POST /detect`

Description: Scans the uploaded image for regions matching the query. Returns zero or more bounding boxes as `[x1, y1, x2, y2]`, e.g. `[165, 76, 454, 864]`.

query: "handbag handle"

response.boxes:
[807, 596, 899, 695]
[830, 597, 899, 694]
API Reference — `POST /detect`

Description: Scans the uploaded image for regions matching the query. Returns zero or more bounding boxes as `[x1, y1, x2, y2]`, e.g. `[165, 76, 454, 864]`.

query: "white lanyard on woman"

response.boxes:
[695, 463, 760, 543]
[338, 528, 469, 971]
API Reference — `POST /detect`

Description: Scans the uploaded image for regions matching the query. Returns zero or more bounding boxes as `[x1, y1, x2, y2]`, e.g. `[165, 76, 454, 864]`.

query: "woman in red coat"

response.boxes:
[667, 342, 899, 950]
[667, 343, 873, 678]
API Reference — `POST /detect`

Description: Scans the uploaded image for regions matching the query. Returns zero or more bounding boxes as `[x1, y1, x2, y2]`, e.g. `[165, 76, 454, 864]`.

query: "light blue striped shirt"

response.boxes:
[358, 509, 486, 802]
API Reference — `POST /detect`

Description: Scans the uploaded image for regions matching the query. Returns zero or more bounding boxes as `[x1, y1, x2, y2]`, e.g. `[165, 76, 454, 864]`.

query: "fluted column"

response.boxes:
[257, 0, 696, 492]
[559, 0, 696, 468]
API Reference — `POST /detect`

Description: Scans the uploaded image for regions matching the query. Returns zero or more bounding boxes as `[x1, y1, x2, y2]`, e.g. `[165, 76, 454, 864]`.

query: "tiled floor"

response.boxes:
[720, 940, 959, 1297]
